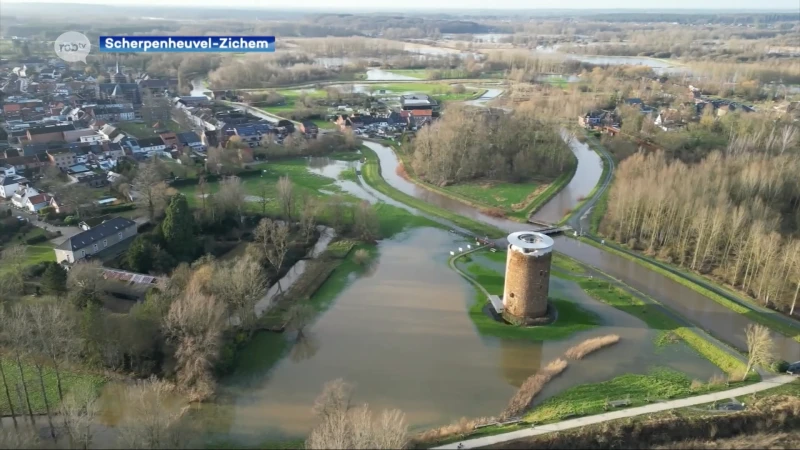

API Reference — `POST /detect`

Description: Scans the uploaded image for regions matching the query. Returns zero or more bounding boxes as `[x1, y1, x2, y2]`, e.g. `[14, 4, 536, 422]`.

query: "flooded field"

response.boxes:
[187, 228, 719, 444]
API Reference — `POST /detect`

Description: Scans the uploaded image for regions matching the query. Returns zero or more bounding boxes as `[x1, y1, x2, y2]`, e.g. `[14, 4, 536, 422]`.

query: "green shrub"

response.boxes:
[771, 360, 790, 373]
[25, 234, 49, 245]
[64, 216, 78, 226]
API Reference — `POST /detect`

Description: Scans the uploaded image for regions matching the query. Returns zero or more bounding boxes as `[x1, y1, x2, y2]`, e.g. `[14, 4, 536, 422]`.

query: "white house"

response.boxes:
[136, 137, 168, 155]
[11, 187, 40, 209]
[0, 176, 21, 199]
[1, 164, 16, 177]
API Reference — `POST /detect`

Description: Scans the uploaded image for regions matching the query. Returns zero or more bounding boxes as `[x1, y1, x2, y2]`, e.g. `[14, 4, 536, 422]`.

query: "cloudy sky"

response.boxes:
[4, 0, 800, 9]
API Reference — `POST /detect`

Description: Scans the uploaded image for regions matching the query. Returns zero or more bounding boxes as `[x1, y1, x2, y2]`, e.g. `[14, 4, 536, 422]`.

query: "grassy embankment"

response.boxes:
[0, 359, 106, 416]
[360, 145, 504, 238]
[576, 237, 800, 344]
[386, 139, 577, 223]
[487, 380, 800, 450]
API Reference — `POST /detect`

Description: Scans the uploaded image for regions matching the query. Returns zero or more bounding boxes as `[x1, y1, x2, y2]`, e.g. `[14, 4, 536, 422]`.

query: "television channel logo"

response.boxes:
[55, 31, 91, 63]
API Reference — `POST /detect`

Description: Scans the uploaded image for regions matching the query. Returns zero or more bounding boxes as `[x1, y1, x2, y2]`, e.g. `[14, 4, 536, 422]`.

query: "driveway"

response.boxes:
[0, 201, 84, 245]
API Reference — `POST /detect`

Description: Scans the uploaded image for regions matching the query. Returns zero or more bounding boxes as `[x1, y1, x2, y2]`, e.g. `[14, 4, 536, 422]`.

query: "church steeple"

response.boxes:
[112, 55, 127, 84]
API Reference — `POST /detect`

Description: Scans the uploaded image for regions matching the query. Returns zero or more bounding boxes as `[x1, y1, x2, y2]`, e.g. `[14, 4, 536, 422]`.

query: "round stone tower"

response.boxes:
[502, 231, 554, 324]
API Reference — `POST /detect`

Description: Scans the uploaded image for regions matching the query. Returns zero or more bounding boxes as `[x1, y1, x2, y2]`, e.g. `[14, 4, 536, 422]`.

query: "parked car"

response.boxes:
[787, 362, 800, 375]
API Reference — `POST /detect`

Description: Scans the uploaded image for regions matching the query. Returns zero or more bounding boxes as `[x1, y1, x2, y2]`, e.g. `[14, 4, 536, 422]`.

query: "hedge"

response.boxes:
[25, 234, 49, 245]
[99, 204, 136, 214]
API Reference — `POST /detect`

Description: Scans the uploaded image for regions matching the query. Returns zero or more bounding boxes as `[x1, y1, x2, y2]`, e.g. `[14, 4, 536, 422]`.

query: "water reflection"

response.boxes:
[290, 331, 321, 363]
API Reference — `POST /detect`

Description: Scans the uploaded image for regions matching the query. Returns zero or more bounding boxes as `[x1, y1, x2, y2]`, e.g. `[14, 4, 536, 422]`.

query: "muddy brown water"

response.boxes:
[186, 228, 719, 444]
[365, 140, 800, 361]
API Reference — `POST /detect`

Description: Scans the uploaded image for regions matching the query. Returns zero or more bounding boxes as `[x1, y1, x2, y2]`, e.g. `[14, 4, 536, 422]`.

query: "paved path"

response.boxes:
[433, 375, 797, 449]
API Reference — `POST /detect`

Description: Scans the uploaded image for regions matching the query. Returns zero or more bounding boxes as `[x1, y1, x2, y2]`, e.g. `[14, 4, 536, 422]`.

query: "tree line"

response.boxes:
[410, 105, 575, 186]
[600, 150, 800, 316]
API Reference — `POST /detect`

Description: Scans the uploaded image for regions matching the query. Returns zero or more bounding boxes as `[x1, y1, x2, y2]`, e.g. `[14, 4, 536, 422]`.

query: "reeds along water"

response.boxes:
[564, 334, 621, 360]
[501, 358, 569, 419]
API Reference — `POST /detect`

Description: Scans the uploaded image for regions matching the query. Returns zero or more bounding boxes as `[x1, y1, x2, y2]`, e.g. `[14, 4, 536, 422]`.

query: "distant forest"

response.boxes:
[585, 13, 800, 24]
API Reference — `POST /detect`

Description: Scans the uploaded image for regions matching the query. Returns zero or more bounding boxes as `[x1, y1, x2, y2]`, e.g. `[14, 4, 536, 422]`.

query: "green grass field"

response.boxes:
[259, 89, 327, 115]
[0, 228, 56, 275]
[443, 181, 543, 212]
[525, 367, 744, 424]
[0, 358, 106, 416]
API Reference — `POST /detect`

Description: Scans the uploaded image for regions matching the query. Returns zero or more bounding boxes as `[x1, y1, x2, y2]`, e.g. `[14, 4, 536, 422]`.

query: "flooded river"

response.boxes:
[363, 139, 800, 362]
[190, 228, 718, 444]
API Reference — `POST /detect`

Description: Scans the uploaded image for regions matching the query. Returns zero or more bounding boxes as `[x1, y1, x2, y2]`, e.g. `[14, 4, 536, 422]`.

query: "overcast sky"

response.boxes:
[3, 0, 800, 10]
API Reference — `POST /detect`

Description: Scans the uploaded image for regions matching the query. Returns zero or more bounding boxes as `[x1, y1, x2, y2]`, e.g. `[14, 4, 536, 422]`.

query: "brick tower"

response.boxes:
[502, 231, 554, 324]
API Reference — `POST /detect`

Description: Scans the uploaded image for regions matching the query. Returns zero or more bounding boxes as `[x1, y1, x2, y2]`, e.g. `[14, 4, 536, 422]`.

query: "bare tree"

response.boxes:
[116, 377, 189, 449]
[163, 285, 226, 401]
[277, 175, 294, 220]
[18, 307, 57, 440]
[353, 201, 380, 242]
[254, 218, 291, 292]
[283, 303, 315, 336]
[29, 301, 75, 401]
[0, 306, 36, 425]
[743, 324, 774, 380]
[306, 379, 409, 450]
[197, 175, 208, 218]
[299, 195, 318, 243]
[133, 160, 169, 220]
[211, 255, 267, 331]
[59, 380, 100, 450]
[312, 378, 354, 420]
[213, 176, 246, 222]
[59, 184, 96, 219]
[67, 261, 106, 308]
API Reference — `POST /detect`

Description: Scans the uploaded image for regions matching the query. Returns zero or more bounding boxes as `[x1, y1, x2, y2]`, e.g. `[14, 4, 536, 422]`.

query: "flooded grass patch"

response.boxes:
[443, 181, 542, 212]
[231, 243, 378, 377]
[576, 278, 751, 379]
[576, 237, 800, 344]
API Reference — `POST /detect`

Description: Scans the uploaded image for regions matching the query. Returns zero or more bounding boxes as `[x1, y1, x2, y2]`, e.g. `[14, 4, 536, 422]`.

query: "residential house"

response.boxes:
[74, 172, 108, 188]
[49, 196, 71, 214]
[88, 104, 136, 122]
[299, 121, 319, 138]
[409, 109, 433, 126]
[176, 131, 204, 151]
[47, 147, 76, 169]
[97, 83, 142, 105]
[158, 131, 179, 150]
[136, 137, 168, 155]
[11, 186, 39, 209]
[176, 96, 211, 108]
[0, 164, 15, 177]
[107, 142, 126, 158]
[654, 109, 683, 131]
[0, 175, 21, 198]
[54, 217, 137, 264]
[121, 138, 141, 155]
[24, 193, 50, 213]
[233, 126, 260, 147]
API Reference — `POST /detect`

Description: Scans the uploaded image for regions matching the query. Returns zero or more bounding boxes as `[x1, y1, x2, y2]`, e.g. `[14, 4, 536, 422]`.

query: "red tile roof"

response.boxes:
[410, 109, 433, 117]
[27, 194, 49, 205]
